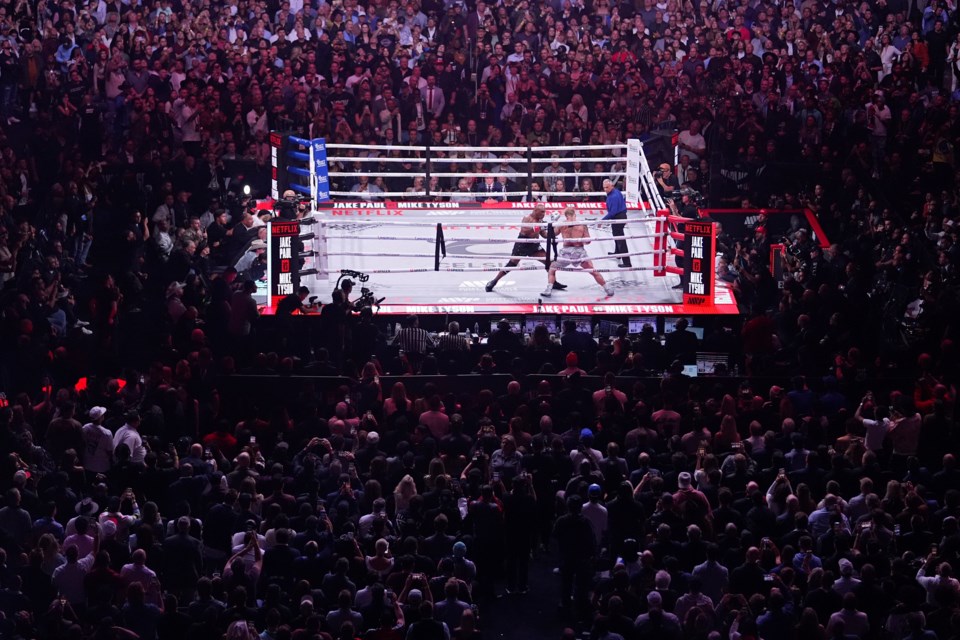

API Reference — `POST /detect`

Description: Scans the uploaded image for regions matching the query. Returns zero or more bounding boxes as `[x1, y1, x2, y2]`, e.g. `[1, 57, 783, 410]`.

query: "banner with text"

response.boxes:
[267, 219, 302, 308]
[312, 138, 330, 203]
[682, 220, 716, 308]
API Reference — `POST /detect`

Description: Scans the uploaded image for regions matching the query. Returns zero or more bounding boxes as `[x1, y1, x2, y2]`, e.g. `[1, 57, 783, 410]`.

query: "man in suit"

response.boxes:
[474, 174, 507, 202]
[730, 546, 766, 596]
[465, 1, 487, 42]
[259, 527, 299, 595]
[162, 516, 203, 601]
[420, 75, 445, 120]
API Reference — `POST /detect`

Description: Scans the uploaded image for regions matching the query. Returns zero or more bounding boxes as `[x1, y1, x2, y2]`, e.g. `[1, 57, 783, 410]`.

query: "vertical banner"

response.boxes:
[312, 138, 330, 204]
[266, 219, 302, 308]
[269, 132, 284, 201]
[682, 220, 716, 307]
[625, 138, 641, 207]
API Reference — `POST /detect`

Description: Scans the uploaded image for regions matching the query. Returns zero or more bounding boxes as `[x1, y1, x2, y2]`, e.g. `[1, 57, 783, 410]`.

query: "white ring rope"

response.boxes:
[338, 265, 660, 274]
[329, 156, 428, 163]
[326, 143, 428, 151]
[328, 171, 625, 179]
[534, 144, 627, 152]
[528, 157, 626, 164]
[316, 218, 659, 227]
[324, 249, 662, 260]
[322, 233, 664, 244]
[326, 143, 626, 152]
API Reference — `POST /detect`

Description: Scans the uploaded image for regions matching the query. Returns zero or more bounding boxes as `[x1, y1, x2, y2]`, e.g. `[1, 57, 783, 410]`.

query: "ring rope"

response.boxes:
[329, 156, 428, 163]
[327, 143, 626, 153]
[341, 265, 660, 274]
[321, 233, 665, 245]
[533, 144, 627, 152]
[324, 249, 663, 260]
[439, 233, 665, 243]
[328, 143, 428, 151]
[328, 171, 625, 179]
[528, 157, 625, 164]
[329, 156, 628, 165]
[316, 218, 658, 227]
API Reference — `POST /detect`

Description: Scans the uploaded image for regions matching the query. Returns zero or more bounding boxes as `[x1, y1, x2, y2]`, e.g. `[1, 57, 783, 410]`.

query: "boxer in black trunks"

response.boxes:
[485, 204, 566, 292]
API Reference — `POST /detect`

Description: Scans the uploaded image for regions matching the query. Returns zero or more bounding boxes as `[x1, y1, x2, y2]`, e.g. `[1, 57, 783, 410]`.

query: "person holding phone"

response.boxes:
[792, 536, 823, 576]
[916, 549, 960, 605]
[490, 435, 523, 483]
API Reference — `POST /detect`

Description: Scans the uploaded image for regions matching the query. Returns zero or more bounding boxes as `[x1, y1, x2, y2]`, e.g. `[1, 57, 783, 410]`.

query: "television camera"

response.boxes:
[274, 190, 311, 220]
[335, 270, 385, 311]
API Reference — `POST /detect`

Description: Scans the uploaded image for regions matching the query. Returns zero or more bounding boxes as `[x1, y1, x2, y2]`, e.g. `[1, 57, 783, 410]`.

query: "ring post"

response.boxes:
[546, 223, 555, 270]
[434, 223, 446, 271]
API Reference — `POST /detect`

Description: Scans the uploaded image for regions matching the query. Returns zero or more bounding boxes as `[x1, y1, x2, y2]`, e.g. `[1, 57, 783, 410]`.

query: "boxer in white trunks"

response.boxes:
[543, 207, 614, 297]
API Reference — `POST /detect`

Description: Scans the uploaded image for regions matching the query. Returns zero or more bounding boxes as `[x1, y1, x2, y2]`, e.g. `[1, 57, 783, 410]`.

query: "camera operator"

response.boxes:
[320, 289, 349, 363]
[276, 189, 310, 220]
[675, 192, 700, 219]
[339, 278, 356, 311]
[780, 227, 814, 278]
[655, 162, 680, 198]
[276, 286, 318, 316]
[276, 286, 318, 360]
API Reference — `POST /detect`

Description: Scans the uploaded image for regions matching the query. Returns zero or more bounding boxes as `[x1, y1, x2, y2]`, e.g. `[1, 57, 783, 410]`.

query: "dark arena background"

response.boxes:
[0, 3, 958, 640]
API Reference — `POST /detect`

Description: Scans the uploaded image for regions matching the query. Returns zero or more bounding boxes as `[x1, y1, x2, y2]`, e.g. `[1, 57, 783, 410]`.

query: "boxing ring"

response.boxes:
[265, 137, 739, 316]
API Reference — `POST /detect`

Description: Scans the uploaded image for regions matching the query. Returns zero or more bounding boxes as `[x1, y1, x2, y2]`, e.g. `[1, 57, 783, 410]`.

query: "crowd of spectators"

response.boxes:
[2, 0, 960, 637]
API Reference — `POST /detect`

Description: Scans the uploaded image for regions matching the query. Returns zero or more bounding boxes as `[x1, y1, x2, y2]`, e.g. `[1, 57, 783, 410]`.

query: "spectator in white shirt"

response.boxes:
[856, 398, 890, 452]
[175, 94, 201, 144]
[81, 406, 114, 475]
[916, 554, 960, 605]
[53, 536, 98, 606]
[113, 412, 147, 465]
[582, 484, 608, 553]
[63, 514, 96, 559]
[677, 119, 706, 162]
[121, 548, 159, 593]
[246, 104, 269, 137]
[570, 430, 603, 471]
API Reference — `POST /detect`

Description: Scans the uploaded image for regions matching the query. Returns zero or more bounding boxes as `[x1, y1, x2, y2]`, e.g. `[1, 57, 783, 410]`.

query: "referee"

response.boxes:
[602, 179, 631, 268]
[392, 314, 436, 371]
[436, 321, 472, 351]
